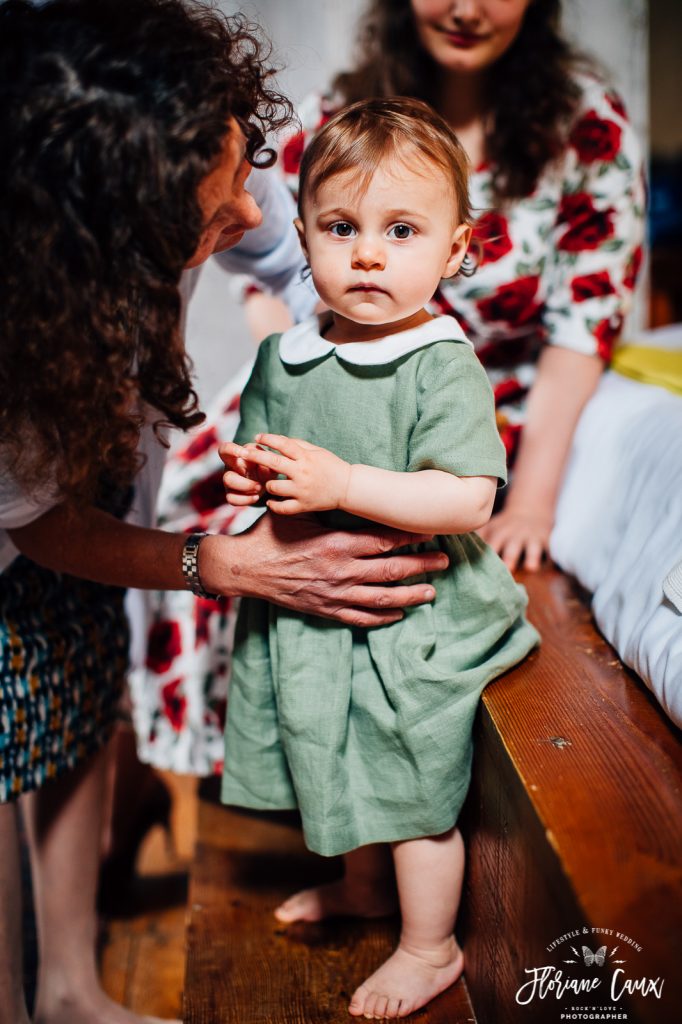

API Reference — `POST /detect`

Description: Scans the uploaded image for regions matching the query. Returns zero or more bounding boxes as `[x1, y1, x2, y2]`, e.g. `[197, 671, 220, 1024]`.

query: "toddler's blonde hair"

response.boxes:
[297, 96, 471, 227]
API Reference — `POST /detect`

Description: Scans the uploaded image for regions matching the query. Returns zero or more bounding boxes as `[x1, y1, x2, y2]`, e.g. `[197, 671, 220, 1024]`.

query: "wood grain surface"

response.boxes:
[461, 568, 682, 1024]
[184, 791, 477, 1024]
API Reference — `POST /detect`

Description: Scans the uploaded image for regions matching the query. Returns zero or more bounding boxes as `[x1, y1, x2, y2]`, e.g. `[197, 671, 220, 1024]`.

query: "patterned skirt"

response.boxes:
[0, 555, 128, 803]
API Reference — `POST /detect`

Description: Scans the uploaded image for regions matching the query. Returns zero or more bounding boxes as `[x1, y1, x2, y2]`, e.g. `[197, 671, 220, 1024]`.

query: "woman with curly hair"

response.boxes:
[0, 1, 448, 1020]
[142, 0, 645, 778]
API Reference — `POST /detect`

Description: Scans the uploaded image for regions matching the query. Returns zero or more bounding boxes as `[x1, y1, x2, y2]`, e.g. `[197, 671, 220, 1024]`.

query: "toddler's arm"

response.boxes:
[233, 432, 496, 535]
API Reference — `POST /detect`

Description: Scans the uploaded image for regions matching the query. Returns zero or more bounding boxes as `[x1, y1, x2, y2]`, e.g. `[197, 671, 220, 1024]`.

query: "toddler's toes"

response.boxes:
[348, 984, 371, 1017]
[386, 998, 402, 1018]
[362, 991, 382, 1019]
[371, 994, 389, 1018]
[274, 893, 305, 922]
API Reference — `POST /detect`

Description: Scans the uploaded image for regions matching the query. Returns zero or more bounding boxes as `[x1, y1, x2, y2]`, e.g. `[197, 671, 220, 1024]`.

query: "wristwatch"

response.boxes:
[181, 533, 219, 600]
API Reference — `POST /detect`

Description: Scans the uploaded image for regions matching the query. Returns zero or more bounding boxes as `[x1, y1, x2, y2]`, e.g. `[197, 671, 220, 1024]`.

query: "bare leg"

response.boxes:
[274, 843, 397, 923]
[0, 800, 31, 1024]
[22, 747, 177, 1024]
[349, 826, 465, 1019]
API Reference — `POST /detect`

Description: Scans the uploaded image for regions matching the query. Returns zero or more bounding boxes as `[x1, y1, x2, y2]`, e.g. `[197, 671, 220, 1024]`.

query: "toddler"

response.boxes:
[220, 97, 539, 1019]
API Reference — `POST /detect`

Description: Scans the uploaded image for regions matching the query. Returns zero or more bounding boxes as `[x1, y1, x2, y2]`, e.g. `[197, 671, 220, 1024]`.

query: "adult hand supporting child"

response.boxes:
[212, 509, 448, 628]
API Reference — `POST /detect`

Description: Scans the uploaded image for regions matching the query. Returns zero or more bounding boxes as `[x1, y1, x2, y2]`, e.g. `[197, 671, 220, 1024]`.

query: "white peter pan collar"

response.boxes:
[278, 314, 472, 367]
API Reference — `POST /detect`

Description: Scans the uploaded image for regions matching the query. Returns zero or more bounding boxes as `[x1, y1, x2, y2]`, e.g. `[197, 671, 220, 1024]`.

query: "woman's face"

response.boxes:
[186, 118, 263, 269]
[410, 0, 532, 75]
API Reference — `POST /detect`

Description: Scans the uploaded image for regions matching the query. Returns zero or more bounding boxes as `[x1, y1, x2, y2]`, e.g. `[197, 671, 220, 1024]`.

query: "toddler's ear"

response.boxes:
[294, 217, 309, 260]
[443, 223, 472, 279]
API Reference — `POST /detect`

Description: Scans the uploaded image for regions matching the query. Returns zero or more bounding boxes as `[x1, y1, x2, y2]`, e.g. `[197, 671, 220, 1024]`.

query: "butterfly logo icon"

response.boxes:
[564, 944, 627, 967]
[582, 945, 607, 967]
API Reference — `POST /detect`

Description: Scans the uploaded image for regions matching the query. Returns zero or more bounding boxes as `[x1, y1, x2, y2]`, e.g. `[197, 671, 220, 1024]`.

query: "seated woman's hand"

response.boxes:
[220, 440, 277, 506]
[238, 433, 352, 515]
[477, 503, 553, 573]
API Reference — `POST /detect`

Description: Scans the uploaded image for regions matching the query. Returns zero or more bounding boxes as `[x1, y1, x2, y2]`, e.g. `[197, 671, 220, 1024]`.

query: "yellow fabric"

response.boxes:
[612, 344, 682, 395]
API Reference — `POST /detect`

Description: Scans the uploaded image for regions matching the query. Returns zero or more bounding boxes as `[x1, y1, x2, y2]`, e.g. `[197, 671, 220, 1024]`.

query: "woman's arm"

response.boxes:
[226, 433, 497, 534]
[8, 501, 449, 627]
[480, 83, 646, 572]
[478, 345, 603, 570]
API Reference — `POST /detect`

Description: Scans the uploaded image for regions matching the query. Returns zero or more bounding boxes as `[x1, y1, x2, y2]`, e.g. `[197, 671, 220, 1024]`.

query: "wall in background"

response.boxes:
[649, 0, 682, 157]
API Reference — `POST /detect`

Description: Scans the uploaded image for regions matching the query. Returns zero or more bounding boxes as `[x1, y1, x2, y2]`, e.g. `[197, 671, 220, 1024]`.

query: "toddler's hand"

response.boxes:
[239, 433, 351, 515]
[219, 440, 278, 507]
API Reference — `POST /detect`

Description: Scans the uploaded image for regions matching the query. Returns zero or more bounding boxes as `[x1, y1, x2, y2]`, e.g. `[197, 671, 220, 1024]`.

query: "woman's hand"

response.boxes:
[200, 513, 450, 628]
[477, 503, 553, 572]
[220, 440, 277, 506]
[233, 433, 352, 515]
[481, 346, 604, 573]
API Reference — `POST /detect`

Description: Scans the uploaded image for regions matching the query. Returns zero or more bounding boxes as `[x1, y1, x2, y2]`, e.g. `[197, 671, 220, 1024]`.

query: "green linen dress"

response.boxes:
[221, 315, 539, 856]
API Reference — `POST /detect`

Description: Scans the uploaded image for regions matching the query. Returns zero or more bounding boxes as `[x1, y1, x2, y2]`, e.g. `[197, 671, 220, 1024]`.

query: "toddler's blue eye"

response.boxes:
[329, 222, 355, 237]
[388, 223, 414, 240]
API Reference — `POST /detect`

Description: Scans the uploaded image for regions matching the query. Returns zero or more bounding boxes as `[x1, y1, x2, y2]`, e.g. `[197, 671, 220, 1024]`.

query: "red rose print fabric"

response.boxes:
[476, 276, 543, 327]
[556, 192, 616, 252]
[437, 72, 645, 379]
[472, 211, 513, 265]
[569, 109, 622, 164]
[129, 363, 260, 774]
[571, 271, 616, 303]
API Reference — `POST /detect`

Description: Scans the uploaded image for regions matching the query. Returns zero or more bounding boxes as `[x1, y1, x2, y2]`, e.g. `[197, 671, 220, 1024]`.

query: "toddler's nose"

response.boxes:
[351, 237, 386, 271]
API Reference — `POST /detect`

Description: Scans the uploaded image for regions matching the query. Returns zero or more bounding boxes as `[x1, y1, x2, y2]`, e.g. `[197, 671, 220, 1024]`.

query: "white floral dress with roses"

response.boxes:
[131, 72, 646, 774]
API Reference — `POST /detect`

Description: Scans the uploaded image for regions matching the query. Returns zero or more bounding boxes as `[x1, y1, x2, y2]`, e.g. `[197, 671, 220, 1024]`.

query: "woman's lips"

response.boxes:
[439, 28, 488, 49]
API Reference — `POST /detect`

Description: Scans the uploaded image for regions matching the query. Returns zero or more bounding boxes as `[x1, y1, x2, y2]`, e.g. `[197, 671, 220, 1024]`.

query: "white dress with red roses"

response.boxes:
[132, 73, 646, 774]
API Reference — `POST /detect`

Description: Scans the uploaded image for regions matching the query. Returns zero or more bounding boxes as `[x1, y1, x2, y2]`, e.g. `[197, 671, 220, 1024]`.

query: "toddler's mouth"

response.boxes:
[348, 284, 389, 295]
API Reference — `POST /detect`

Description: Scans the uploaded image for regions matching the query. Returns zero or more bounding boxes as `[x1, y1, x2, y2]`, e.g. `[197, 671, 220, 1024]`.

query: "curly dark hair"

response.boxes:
[333, 0, 583, 203]
[0, 0, 291, 501]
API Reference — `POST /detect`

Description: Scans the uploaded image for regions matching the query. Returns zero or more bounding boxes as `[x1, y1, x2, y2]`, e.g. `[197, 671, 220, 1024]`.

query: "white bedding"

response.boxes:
[551, 342, 682, 728]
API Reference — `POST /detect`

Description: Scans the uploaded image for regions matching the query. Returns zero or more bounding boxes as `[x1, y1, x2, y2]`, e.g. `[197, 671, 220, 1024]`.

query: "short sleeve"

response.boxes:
[544, 80, 646, 360]
[408, 345, 508, 485]
[233, 335, 277, 447]
[0, 446, 59, 531]
[0, 478, 58, 529]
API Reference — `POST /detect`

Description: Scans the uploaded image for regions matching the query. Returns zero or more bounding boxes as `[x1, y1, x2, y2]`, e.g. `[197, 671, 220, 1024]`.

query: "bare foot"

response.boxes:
[34, 989, 179, 1024]
[274, 877, 397, 924]
[348, 936, 464, 1018]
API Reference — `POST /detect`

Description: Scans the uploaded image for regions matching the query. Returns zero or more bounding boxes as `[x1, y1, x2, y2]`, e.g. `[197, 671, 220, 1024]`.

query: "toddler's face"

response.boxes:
[297, 154, 470, 331]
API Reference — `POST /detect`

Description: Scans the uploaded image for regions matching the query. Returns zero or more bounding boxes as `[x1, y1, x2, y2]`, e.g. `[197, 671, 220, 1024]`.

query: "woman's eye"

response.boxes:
[388, 223, 414, 240]
[329, 221, 355, 237]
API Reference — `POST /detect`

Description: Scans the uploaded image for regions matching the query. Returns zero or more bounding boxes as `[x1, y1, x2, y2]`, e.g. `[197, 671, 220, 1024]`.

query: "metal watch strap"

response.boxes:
[181, 533, 218, 600]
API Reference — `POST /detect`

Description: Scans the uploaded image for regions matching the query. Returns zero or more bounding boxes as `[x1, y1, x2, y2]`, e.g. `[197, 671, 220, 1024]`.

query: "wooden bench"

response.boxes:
[461, 570, 682, 1024]
[183, 568, 682, 1024]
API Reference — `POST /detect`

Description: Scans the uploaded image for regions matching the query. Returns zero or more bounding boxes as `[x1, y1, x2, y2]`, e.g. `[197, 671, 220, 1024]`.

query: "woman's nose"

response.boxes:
[239, 189, 263, 231]
[351, 237, 386, 270]
[450, 1, 482, 27]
